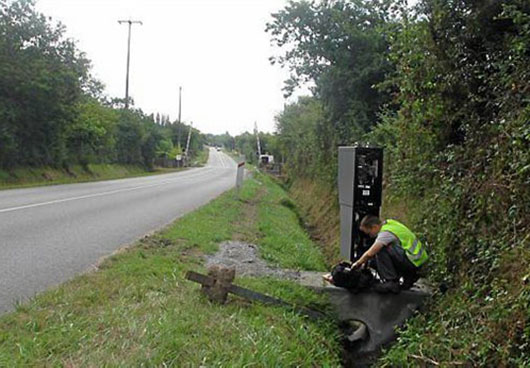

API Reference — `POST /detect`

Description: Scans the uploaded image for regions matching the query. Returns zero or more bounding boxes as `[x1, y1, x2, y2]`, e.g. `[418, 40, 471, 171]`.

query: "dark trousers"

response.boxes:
[374, 244, 418, 282]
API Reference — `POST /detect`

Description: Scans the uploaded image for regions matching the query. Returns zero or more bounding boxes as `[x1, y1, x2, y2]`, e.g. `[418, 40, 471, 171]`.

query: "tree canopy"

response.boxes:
[0, 0, 205, 170]
[267, 0, 396, 142]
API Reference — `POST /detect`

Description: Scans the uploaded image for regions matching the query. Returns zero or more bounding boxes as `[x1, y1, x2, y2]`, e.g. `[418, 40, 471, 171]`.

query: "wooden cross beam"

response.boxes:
[186, 270, 326, 320]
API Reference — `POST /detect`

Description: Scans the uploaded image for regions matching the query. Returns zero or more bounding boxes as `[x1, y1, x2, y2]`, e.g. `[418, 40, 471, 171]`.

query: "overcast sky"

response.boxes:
[35, 0, 304, 135]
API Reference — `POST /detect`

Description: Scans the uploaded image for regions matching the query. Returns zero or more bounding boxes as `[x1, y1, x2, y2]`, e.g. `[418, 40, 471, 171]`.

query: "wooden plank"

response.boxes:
[186, 271, 215, 287]
[228, 284, 326, 320]
[185, 271, 326, 320]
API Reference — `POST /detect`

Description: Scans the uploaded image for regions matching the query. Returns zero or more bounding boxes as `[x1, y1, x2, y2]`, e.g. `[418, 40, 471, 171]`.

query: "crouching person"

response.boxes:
[352, 215, 428, 294]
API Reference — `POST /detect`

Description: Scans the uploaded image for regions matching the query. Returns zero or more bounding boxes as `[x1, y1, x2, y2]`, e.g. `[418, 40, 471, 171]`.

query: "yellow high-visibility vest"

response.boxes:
[381, 219, 428, 267]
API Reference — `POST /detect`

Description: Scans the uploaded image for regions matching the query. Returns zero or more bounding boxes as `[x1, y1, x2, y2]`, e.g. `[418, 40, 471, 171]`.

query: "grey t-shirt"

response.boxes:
[375, 231, 399, 247]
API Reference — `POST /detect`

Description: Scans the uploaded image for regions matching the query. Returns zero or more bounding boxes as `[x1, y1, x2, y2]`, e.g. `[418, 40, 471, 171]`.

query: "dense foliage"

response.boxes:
[267, 0, 396, 182]
[207, 131, 281, 165]
[376, 1, 530, 365]
[274, 97, 328, 178]
[269, 0, 529, 365]
[0, 0, 205, 170]
[234, 131, 280, 165]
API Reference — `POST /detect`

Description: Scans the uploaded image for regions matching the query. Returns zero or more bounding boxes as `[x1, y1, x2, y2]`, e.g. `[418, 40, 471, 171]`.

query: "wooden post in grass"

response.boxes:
[203, 265, 236, 303]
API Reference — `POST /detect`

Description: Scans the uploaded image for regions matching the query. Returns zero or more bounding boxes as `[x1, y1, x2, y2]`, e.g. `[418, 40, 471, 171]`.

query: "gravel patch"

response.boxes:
[205, 241, 325, 286]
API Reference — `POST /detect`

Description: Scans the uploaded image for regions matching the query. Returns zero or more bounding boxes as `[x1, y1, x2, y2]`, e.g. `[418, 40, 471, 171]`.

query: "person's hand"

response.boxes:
[351, 261, 360, 269]
[322, 273, 334, 284]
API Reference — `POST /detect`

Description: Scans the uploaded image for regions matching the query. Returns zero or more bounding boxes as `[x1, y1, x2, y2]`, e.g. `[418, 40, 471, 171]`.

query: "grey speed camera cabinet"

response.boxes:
[338, 146, 383, 261]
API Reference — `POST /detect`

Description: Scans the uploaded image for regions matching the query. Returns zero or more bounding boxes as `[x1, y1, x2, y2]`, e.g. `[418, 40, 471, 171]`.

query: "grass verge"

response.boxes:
[191, 147, 210, 167]
[0, 164, 186, 191]
[288, 178, 341, 265]
[0, 171, 340, 366]
[0, 147, 210, 190]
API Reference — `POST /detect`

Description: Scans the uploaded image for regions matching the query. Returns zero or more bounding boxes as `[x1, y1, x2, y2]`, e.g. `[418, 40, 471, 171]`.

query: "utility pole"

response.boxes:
[118, 19, 142, 109]
[185, 123, 193, 159]
[254, 122, 262, 156]
[177, 86, 182, 148]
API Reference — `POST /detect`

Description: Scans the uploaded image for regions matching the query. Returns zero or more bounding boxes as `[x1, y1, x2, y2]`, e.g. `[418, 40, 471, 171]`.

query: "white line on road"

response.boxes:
[220, 152, 230, 168]
[215, 151, 226, 168]
[0, 169, 215, 214]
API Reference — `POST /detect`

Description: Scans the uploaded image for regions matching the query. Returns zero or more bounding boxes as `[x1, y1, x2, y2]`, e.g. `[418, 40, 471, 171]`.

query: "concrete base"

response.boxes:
[296, 272, 431, 353]
[321, 283, 430, 353]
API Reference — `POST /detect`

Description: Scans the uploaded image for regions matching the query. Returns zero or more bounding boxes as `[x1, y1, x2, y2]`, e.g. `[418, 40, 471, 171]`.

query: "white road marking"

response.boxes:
[0, 169, 215, 214]
[218, 152, 231, 168]
[216, 151, 226, 168]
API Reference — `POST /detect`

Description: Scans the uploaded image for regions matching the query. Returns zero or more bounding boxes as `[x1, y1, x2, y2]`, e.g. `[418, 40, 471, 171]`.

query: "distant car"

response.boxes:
[216, 147, 221, 151]
[259, 154, 274, 165]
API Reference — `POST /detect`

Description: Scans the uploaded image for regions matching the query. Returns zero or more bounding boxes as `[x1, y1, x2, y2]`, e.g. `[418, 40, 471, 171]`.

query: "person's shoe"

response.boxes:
[401, 274, 420, 290]
[373, 281, 400, 294]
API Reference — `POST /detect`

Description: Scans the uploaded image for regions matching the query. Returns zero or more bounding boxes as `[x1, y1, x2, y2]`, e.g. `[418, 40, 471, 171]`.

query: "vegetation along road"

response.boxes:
[0, 148, 236, 313]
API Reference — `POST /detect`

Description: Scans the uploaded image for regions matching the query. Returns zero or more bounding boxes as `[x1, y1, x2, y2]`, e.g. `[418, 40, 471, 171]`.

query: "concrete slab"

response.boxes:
[296, 273, 431, 353]
[321, 284, 430, 353]
[297, 271, 329, 288]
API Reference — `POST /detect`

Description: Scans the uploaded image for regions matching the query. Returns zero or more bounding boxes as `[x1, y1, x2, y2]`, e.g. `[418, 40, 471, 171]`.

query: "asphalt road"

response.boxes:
[0, 148, 237, 313]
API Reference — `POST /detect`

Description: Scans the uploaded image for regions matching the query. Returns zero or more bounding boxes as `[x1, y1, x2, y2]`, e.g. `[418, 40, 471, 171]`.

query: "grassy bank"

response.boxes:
[0, 148, 210, 190]
[289, 178, 341, 266]
[0, 171, 340, 366]
[0, 164, 182, 190]
[377, 191, 530, 367]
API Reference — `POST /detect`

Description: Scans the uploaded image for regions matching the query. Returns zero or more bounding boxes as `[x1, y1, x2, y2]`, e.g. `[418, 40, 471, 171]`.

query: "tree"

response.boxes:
[267, 0, 395, 142]
[0, 0, 93, 167]
[274, 96, 329, 178]
[115, 109, 145, 165]
[0, 0, 208, 171]
[67, 99, 118, 165]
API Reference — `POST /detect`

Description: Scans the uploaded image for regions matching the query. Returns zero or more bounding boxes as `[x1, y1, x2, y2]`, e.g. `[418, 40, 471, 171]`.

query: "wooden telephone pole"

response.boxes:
[118, 19, 142, 109]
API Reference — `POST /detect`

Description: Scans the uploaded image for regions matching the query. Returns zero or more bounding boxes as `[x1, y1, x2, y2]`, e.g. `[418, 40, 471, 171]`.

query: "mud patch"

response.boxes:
[205, 241, 325, 286]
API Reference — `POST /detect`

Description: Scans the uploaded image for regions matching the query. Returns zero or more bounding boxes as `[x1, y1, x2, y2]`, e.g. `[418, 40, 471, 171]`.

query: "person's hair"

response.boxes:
[360, 214, 382, 229]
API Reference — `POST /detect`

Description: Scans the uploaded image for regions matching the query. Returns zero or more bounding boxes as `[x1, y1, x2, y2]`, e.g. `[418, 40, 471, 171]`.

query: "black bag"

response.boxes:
[331, 262, 375, 293]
